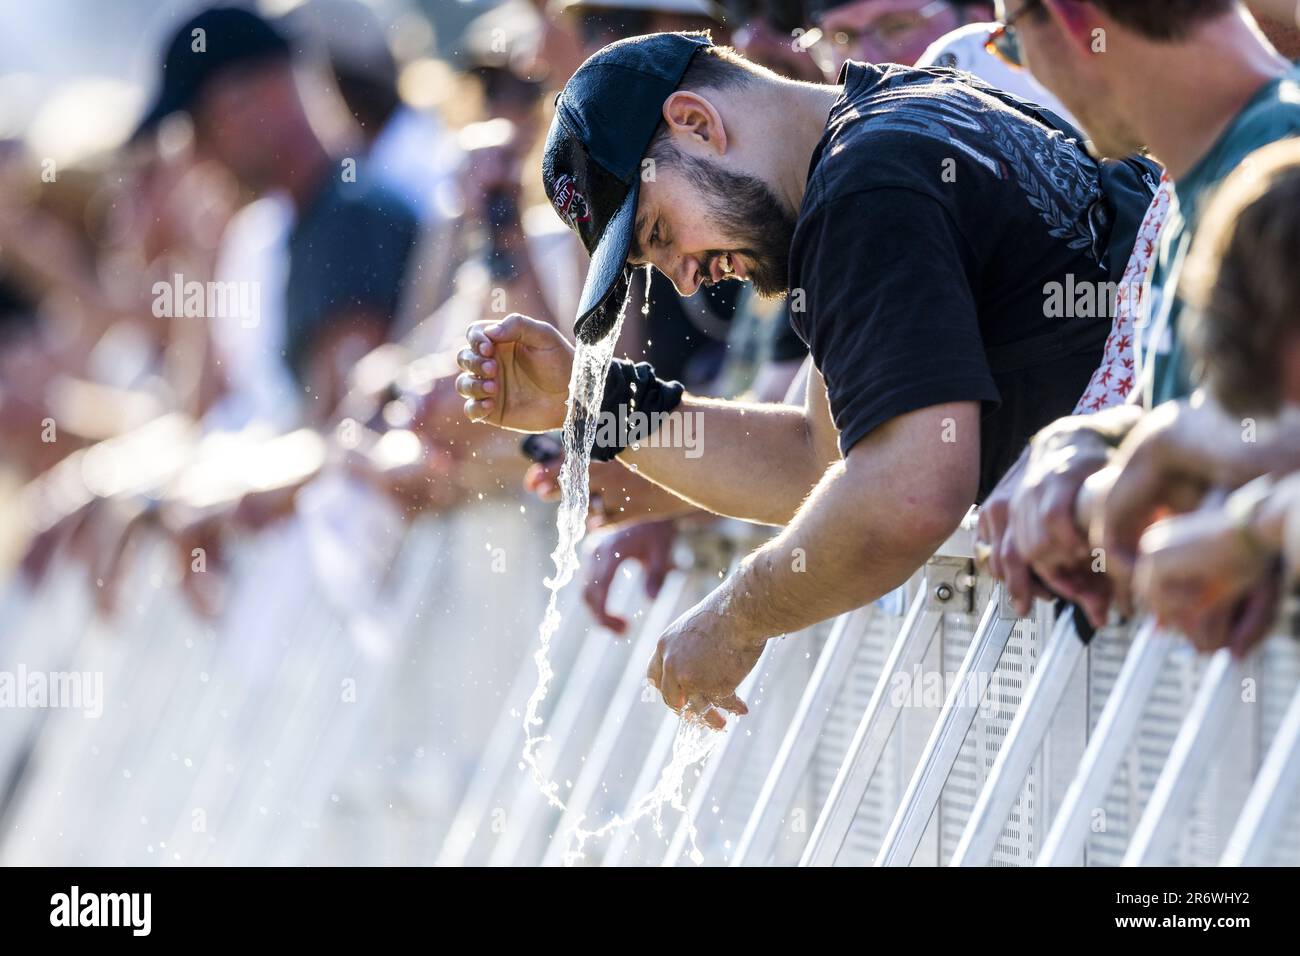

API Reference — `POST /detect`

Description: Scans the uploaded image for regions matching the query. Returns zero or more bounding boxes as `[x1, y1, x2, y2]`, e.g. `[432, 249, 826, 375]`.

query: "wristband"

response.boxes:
[1227, 475, 1279, 561]
[584, 359, 685, 462]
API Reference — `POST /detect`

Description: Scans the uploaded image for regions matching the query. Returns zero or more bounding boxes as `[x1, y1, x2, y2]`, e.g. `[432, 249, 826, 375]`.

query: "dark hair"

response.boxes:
[645, 44, 767, 162]
[675, 42, 765, 92]
[1183, 139, 1300, 416]
[332, 68, 400, 135]
[1073, 1, 1236, 41]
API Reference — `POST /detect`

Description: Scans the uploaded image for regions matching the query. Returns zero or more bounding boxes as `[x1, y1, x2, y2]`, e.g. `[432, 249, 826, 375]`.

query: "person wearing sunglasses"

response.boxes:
[806, 0, 994, 73]
[977, 1, 1300, 638]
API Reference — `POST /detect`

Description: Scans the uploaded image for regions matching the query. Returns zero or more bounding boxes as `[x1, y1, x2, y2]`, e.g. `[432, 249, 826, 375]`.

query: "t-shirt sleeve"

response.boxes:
[791, 187, 1001, 456]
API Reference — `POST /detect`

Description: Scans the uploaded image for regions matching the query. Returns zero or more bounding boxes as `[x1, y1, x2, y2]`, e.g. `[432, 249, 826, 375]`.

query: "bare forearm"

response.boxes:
[588, 462, 707, 526]
[1215, 421, 1300, 486]
[617, 396, 830, 526]
[711, 402, 978, 639]
[702, 459, 958, 640]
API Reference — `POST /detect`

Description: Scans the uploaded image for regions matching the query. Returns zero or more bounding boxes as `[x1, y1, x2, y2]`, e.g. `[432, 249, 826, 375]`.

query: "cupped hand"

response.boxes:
[456, 314, 574, 432]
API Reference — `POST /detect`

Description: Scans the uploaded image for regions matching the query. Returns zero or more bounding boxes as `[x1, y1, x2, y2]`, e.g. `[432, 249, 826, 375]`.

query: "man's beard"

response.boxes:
[674, 153, 797, 298]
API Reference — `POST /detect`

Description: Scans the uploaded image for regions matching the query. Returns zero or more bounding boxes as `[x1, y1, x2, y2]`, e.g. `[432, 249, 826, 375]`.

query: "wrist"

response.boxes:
[1233, 475, 1285, 557]
[709, 567, 772, 651]
[589, 359, 685, 462]
[1033, 424, 1114, 466]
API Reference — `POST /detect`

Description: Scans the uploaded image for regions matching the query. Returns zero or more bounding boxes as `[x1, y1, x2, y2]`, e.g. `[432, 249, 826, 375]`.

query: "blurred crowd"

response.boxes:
[0, 0, 775, 621]
[4, 0, 1300, 691]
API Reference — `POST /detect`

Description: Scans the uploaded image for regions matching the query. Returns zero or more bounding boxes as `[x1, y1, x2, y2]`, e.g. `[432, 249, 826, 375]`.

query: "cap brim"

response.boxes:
[573, 180, 639, 344]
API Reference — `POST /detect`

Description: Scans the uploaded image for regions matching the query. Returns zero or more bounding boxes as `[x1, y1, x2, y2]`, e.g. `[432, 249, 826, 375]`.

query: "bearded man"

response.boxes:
[456, 32, 1156, 726]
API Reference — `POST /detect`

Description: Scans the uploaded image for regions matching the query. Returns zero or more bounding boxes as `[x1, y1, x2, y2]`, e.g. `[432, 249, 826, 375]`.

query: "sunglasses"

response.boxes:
[985, 0, 1044, 70]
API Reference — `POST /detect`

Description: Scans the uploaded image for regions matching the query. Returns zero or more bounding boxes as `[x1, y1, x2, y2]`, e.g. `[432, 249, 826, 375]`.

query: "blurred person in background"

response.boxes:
[451, 3, 573, 337]
[1247, 0, 1300, 59]
[557, 0, 727, 46]
[809, 0, 989, 69]
[0, 129, 247, 603]
[135, 6, 420, 429]
[285, 0, 467, 333]
[976, 0, 1300, 635]
[1130, 139, 1300, 652]
[12, 5, 432, 613]
[915, 2, 1078, 121]
[803, 0, 1078, 119]
[731, 0, 827, 81]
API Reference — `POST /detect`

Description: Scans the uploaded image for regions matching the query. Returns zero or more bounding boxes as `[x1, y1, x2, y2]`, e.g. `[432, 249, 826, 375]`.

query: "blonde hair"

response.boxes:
[1183, 138, 1300, 416]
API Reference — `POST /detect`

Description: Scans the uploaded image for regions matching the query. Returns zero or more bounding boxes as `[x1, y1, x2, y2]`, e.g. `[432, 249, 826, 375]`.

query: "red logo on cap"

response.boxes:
[552, 174, 591, 230]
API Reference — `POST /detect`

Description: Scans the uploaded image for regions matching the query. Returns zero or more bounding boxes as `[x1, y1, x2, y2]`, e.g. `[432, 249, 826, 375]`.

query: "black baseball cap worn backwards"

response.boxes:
[543, 31, 714, 344]
[135, 6, 291, 139]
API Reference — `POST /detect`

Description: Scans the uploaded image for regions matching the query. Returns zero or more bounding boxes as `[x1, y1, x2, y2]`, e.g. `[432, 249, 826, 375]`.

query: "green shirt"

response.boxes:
[1143, 65, 1300, 407]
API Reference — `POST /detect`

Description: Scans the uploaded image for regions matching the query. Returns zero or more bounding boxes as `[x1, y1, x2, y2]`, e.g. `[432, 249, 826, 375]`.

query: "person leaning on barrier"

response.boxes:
[1127, 140, 1300, 653]
[973, 0, 1300, 625]
[456, 32, 1158, 727]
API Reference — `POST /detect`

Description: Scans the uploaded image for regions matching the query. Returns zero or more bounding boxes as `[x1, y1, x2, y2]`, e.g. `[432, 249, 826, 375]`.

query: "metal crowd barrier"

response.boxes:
[440, 515, 1300, 867]
[1, 499, 1298, 866]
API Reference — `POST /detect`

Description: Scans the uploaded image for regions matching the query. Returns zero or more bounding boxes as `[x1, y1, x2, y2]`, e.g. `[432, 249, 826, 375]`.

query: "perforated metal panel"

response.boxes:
[682, 627, 825, 864]
[816, 599, 915, 865]
[948, 616, 1042, 866]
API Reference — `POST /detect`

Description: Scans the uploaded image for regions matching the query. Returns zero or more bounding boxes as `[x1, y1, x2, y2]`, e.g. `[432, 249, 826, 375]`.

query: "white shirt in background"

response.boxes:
[368, 105, 464, 226]
[916, 22, 1082, 129]
[205, 193, 300, 433]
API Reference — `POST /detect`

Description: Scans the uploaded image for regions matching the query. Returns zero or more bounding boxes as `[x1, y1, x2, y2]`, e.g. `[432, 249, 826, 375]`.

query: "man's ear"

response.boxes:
[1041, 0, 1104, 55]
[661, 90, 728, 155]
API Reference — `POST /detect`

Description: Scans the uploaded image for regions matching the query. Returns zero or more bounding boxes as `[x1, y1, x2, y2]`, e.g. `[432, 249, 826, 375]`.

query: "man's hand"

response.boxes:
[646, 599, 763, 730]
[1094, 403, 1217, 614]
[1010, 425, 1115, 625]
[583, 520, 676, 635]
[1134, 504, 1279, 655]
[977, 453, 1051, 617]
[455, 313, 574, 432]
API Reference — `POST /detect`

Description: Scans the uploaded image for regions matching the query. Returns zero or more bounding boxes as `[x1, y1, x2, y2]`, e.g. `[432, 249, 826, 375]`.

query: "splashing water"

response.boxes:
[562, 717, 722, 866]
[518, 266, 729, 865]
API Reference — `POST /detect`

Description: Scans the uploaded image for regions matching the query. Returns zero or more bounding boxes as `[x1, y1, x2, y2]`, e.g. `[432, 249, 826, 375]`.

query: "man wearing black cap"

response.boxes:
[456, 31, 1156, 725]
[137, 6, 419, 422]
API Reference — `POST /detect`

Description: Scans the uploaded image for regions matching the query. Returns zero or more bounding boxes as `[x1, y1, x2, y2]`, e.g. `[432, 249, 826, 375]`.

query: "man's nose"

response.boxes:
[663, 255, 700, 297]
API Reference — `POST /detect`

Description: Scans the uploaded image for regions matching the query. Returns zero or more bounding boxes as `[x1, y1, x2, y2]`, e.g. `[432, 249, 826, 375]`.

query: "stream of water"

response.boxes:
[518, 269, 728, 865]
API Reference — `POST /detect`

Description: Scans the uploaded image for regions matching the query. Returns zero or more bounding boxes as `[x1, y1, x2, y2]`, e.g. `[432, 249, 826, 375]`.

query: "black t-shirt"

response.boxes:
[285, 170, 420, 382]
[789, 62, 1125, 500]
